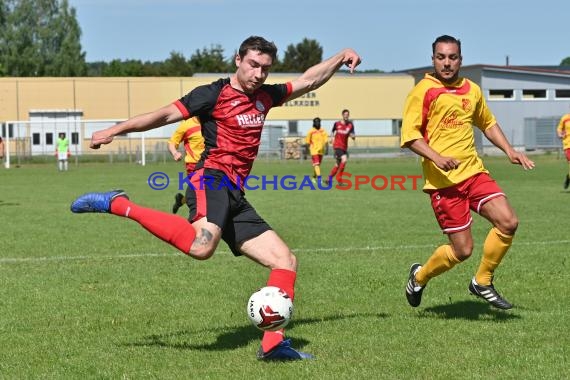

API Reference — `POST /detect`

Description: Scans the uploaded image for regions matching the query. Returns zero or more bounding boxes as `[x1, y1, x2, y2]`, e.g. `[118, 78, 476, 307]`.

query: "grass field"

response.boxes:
[0, 155, 568, 379]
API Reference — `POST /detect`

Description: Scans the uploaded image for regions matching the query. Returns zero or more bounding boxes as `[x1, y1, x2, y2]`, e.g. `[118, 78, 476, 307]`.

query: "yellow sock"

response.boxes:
[475, 227, 513, 286]
[314, 165, 321, 177]
[415, 244, 461, 286]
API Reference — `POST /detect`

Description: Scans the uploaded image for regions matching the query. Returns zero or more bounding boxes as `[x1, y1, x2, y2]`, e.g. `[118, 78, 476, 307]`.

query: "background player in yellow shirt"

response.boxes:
[556, 110, 570, 189]
[304, 117, 328, 184]
[401, 35, 535, 310]
[168, 117, 204, 213]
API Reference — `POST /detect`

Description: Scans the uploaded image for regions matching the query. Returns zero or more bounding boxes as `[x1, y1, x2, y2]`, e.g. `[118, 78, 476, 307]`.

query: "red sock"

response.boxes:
[110, 197, 196, 254]
[261, 269, 297, 353]
[335, 162, 346, 182]
[329, 165, 338, 178]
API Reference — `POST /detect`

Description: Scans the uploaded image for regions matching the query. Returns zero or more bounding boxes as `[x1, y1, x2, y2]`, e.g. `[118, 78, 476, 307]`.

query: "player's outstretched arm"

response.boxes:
[483, 124, 535, 170]
[287, 48, 361, 102]
[90, 103, 184, 149]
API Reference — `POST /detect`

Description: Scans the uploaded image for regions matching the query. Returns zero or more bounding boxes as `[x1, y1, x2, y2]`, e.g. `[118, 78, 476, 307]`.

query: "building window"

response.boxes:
[46, 132, 53, 145]
[488, 89, 514, 99]
[32, 133, 40, 145]
[522, 89, 547, 99]
[71, 132, 79, 145]
[555, 89, 570, 99]
[2, 123, 14, 138]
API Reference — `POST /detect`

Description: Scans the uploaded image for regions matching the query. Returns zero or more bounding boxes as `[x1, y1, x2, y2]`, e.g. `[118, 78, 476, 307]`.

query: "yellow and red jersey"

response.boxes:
[168, 117, 205, 166]
[401, 73, 497, 190]
[305, 127, 328, 155]
[557, 113, 570, 150]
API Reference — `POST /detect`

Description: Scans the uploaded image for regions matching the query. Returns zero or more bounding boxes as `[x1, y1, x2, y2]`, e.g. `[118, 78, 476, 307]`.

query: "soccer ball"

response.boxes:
[247, 286, 293, 331]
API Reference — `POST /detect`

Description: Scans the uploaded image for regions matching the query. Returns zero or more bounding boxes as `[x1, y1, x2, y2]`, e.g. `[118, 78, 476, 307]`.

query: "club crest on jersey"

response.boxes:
[462, 98, 472, 112]
[255, 100, 266, 112]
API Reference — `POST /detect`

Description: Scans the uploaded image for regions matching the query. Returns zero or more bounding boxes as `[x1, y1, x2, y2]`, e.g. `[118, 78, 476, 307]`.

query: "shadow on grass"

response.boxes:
[418, 300, 522, 321]
[126, 311, 388, 351]
[0, 200, 20, 207]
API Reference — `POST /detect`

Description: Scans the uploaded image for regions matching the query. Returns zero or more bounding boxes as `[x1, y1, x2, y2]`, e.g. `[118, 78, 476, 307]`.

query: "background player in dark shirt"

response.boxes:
[71, 36, 361, 361]
[327, 109, 355, 184]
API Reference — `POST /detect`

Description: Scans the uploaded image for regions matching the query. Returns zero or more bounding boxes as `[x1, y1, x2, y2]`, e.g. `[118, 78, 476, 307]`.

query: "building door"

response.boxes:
[29, 110, 82, 155]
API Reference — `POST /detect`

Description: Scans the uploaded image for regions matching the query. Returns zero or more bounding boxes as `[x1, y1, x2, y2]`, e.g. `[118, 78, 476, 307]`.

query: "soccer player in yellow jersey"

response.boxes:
[305, 117, 328, 184]
[556, 110, 570, 189]
[167, 117, 205, 213]
[401, 35, 535, 310]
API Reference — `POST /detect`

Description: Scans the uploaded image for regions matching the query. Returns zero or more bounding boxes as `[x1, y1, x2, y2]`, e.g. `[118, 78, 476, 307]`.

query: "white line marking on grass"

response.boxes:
[1, 239, 568, 264]
[0, 253, 167, 263]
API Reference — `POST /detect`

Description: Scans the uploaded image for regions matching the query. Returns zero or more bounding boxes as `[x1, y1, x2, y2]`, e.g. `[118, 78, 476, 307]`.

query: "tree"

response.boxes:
[43, 0, 87, 76]
[160, 51, 193, 76]
[279, 38, 323, 73]
[189, 44, 232, 73]
[561, 57, 570, 66]
[0, 0, 86, 76]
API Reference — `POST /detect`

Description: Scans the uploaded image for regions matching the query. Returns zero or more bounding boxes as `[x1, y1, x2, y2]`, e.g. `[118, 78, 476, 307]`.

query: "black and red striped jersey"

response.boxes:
[174, 78, 292, 186]
[331, 121, 355, 151]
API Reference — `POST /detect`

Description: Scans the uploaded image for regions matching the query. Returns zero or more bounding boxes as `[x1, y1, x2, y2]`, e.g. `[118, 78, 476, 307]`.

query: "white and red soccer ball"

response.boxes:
[247, 286, 293, 331]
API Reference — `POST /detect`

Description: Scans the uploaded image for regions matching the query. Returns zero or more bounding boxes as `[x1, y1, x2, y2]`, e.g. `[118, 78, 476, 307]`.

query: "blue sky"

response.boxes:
[68, 0, 569, 72]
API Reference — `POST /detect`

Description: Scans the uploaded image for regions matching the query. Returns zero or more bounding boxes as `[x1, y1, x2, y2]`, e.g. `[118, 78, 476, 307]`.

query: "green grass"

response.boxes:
[0, 155, 568, 379]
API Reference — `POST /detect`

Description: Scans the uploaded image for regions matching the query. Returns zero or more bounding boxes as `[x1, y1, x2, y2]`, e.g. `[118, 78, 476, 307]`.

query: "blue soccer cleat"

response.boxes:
[256, 339, 314, 361]
[70, 190, 128, 213]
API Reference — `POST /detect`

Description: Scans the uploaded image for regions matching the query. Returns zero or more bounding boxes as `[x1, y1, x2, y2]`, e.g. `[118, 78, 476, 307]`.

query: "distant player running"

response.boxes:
[556, 110, 570, 189]
[305, 117, 328, 185]
[327, 109, 355, 184]
[168, 117, 205, 213]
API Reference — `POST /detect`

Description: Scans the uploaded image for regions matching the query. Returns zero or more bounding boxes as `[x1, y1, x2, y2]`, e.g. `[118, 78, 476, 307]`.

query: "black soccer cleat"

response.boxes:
[405, 263, 425, 307]
[468, 277, 513, 310]
[564, 174, 570, 190]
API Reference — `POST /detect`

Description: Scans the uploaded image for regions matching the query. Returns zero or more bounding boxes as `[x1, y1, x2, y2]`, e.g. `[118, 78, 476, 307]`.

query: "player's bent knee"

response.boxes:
[269, 251, 297, 271]
[188, 245, 216, 260]
[499, 218, 519, 236]
[453, 245, 473, 261]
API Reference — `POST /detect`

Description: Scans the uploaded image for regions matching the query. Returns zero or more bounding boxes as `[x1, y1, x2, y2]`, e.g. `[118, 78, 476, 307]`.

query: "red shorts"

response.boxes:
[564, 148, 570, 161]
[428, 173, 505, 234]
[311, 155, 323, 165]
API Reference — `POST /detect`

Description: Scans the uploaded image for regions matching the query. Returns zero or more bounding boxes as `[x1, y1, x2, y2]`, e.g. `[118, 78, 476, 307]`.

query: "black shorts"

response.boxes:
[185, 168, 271, 256]
[334, 148, 348, 161]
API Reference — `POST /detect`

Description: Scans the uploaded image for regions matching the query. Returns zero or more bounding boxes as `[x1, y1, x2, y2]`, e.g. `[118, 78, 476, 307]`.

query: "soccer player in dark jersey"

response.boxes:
[70, 36, 361, 361]
[327, 109, 355, 184]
